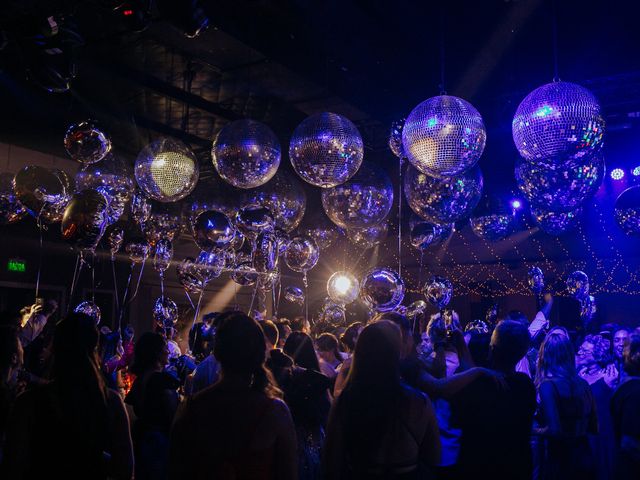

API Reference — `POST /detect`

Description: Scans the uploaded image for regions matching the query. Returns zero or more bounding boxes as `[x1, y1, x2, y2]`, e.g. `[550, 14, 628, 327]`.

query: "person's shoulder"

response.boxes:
[150, 370, 180, 389]
[614, 377, 640, 398]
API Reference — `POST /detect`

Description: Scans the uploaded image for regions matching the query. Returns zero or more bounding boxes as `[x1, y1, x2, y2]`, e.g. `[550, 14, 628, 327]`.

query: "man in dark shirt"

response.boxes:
[451, 320, 537, 480]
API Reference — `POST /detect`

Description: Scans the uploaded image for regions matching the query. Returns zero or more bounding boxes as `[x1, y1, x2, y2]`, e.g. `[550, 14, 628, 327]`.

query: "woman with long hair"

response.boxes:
[323, 320, 441, 479]
[169, 311, 297, 480]
[316, 333, 343, 380]
[334, 321, 365, 397]
[535, 330, 598, 480]
[3, 313, 133, 479]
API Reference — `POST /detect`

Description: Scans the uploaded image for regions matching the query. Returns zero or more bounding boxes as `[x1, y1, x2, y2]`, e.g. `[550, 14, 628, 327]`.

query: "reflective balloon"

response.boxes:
[532, 207, 581, 235]
[40, 169, 74, 223]
[465, 319, 490, 334]
[74, 301, 102, 324]
[177, 257, 204, 293]
[0, 172, 26, 224]
[13, 165, 67, 216]
[75, 154, 135, 224]
[580, 295, 597, 323]
[125, 240, 149, 264]
[470, 213, 515, 241]
[402, 95, 486, 178]
[289, 112, 364, 188]
[274, 229, 290, 256]
[404, 165, 483, 224]
[406, 300, 428, 318]
[231, 261, 258, 286]
[235, 206, 274, 239]
[359, 268, 405, 312]
[193, 210, 235, 251]
[188, 176, 245, 221]
[244, 171, 307, 233]
[212, 119, 281, 189]
[143, 202, 182, 246]
[130, 191, 152, 226]
[106, 225, 124, 257]
[284, 235, 320, 273]
[424, 276, 453, 310]
[257, 270, 280, 291]
[515, 154, 604, 212]
[389, 118, 405, 159]
[153, 239, 173, 273]
[320, 303, 346, 324]
[195, 250, 225, 284]
[64, 120, 112, 165]
[61, 189, 109, 250]
[153, 296, 178, 327]
[300, 213, 342, 250]
[321, 163, 394, 229]
[284, 286, 305, 305]
[254, 231, 278, 273]
[410, 220, 453, 250]
[135, 138, 199, 202]
[346, 223, 388, 249]
[566, 270, 590, 300]
[527, 266, 545, 294]
[327, 271, 360, 305]
[614, 186, 640, 235]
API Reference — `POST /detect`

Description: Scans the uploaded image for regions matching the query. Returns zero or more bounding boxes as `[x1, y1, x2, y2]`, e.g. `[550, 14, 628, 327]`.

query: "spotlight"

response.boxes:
[611, 168, 625, 181]
[632, 166, 640, 177]
[511, 199, 522, 210]
[327, 271, 360, 305]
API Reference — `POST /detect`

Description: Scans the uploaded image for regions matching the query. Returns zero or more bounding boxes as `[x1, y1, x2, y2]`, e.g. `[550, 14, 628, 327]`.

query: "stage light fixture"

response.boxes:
[611, 168, 625, 181]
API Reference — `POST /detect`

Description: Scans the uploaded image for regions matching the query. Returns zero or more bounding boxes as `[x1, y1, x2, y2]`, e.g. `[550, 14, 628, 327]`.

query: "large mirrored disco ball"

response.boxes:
[402, 95, 486, 178]
[512, 81, 605, 164]
[284, 235, 320, 273]
[289, 112, 364, 188]
[327, 271, 360, 305]
[143, 201, 183, 246]
[61, 189, 109, 251]
[135, 138, 199, 202]
[321, 162, 393, 229]
[74, 301, 102, 324]
[359, 268, 405, 312]
[404, 165, 483, 224]
[346, 222, 388, 249]
[211, 119, 281, 189]
[531, 206, 582, 235]
[614, 186, 640, 235]
[409, 217, 454, 250]
[469, 195, 516, 241]
[13, 165, 67, 217]
[244, 170, 306, 233]
[423, 275, 453, 310]
[566, 270, 590, 300]
[64, 120, 112, 165]
[0, 172, 26, 224]
[388, 118, 405, 159]
[75, 154, 135, 224]
[515, 153, 604, 212]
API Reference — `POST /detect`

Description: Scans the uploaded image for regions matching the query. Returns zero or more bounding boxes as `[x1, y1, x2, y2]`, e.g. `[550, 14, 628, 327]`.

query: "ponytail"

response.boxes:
[252, 364, 283, 399]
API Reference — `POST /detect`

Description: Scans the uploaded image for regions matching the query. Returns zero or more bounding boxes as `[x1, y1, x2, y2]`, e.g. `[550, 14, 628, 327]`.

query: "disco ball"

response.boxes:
[614, 187, 640, 235]
[74, 301, 101, 324]
[143, 202, 183, 246]
[359, 268, 405, 312]
[300, 212, 342, 250]
[284, 235, 320, 273]
[75, 154, 135, 224]
[153, 296, 178, 327]
[424, 275, 453, 310]
[512, 81, 605, 164]
[402, 95, 486, 178]
[409, 218, 453, 250]
[389, 118, 405, 159]
[135, 138, 199, 203]
[327, 271, 360, 305]
[321, 162, 393, 229]
[0, 172, 26, 224]
[404, 165, 483, 224]
[211, 119, 281, 189]
[346, 222, 388, 249]
[289, 112, 364, 188]
[566, 270, 590, 299]
[531, 206, 582, 235]
[64, 121, 111, 165]
[515, 153, 604, 212]
[244, 170, 306, 233]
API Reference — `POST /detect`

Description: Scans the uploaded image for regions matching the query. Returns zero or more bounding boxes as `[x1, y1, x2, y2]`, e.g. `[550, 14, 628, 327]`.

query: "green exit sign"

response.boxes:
[7, 259, 26, 273]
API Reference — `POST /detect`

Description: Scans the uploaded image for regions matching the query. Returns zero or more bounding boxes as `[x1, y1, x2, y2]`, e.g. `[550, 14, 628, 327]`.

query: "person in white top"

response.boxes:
[18, 299, 57, 348]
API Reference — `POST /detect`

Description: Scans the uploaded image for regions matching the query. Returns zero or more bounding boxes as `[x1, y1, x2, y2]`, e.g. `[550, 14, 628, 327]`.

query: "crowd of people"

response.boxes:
[0, 294, 639, 480]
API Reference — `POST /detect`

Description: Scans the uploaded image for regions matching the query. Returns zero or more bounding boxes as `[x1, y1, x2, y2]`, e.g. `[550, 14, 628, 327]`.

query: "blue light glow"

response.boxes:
[534, 105, 554, 118]
[632, 166, 640, 176]
[611, 168, 625, 181]
[427, 117, 438, 128]
[511, 199, 522, 210]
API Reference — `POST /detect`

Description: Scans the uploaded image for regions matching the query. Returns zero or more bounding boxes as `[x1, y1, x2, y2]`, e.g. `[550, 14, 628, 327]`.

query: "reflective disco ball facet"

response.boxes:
[614, 187, 640, 235]
[327, 271, 360, 305]
[402, 95, 486, 178]
[359, 268, 405, 312]
[512, 81, 605, 163]
[289, 112, 364, 188]
[135, 138, 199, 202]
[211, 119, 281, 189]
[404, 165, 483, 224]
[346, 222, 388, 249]
[532, 206, 582, 235]
[74, 301, 101, 324]
[515, 153, 604, 212]
[0, 172, 26, 224]
[64, 121, 112, 165]
[321, 162, 393, 229]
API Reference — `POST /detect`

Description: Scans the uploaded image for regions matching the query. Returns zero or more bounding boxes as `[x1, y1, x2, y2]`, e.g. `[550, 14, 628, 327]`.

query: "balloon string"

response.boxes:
[91, 251, 96, 303]
[111, 256, 120, 314]
[303, 271, 309, 324]
[398, 157, 403, 277]
[160, 272, 165, 300]
[193, 290, 204, 325]
[67, 252, 83, 314]
[233, 283, 238, 310]
[35, 216, 44, 300]
[551, 0, 559, 81]
[418, 250, 425, 289]
[248, 283, 258, 315]
[184, 289, 195, 310]
[118, 263, 135, 331]
[127, 257, 147, 304]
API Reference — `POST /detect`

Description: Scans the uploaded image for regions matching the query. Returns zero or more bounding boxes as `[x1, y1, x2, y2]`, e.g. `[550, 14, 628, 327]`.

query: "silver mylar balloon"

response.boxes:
[64, 121, 112, 165]
[515, 154, 604, 212]
[424, 276, 453, 310]
[410, 220, 453, 250]
[531, 207, 581, 235]
[244, 171, 307, 233]
[512, 81, 605, 164]
[13, 165, 66, 217]
[470, 214, 515, 241]
[527, 266, 545, 294]
[346, 222, 388, 249]
[580, 295, 597, 323]
[211, 119, 281, 189]
[359, 268, 405, 312]
[289, 112, 364, 188]
[135, 138, 199, 203]
[300, 212, 342, 250]
[406, 300, 428, 318]
[40, 169, 74, 224]
[321, 162, 394, 229]
[153, 239, 173, 274]
[284, 235, 320, 273]
[193, 210, 235, 251]
[195, 250, 225, 284]
[284, 286, 305, 305]
[143, 202, 183, 246]
[130, 191, 152, 227]
[254, 231, 278, 273]
[75, 154, 135, 224]
[321, 304, 346, 324]
[61, 189, 109, 251]
[125, 240, 149, 264]
[274, 229, 290, 256]
[0, 172, 26, 224]
[257, 270, 280, 291]
[327, 271, 360, 305]
[389, 118, 405, 159]
[404, 165, 483, 224]
[614, 186, 640, 235]
[566, 270, 590, 300]
[153, 296, 178, 327]
[231, 261, 258, 286]
[177, 257, 204, 293]
[235, 206, 274, 239]
[402, 95, 486, 178]
[106, 225, 124, 258]
[74, 301, 102, 324]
